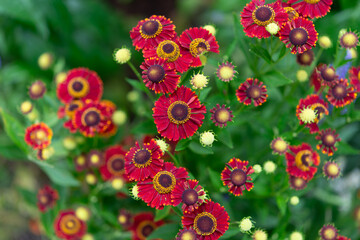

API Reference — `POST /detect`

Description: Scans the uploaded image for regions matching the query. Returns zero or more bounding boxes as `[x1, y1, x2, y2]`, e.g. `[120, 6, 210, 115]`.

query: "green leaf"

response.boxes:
[336, 141, 360, 155]
[131, 119, 157, 135]
[208, 168, 222, 190]
[38, 162, 80, 187]
[249, 43, 273, 64]
[217, 128, 233, 149]
[147, 223, 179, 240]
[199, 87, 212, 102]
[0, 109, 29, 154]
[175, 138, 191, 151]
[154, 206, 171, 221]
[263, 70, 293, 87]
[313, 189, 342, 206]
[220, 227, 240, 239]
[276, 195, 287, 216]
[17, 187, 36, 206]
[126, 78, 148, 92]
[188, 141, 213, 155]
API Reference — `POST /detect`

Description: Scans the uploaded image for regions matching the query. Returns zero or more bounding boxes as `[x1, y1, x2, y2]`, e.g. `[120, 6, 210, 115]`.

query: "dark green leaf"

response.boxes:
[188, 141, 213, 155]
[217, 128, 233, 149]
[220, 227, 240, 239]
[208, 168, 222, 190]
[199, 87, 212, 102]
[175, 138, 192, 151]
[147, 223, 179, 240]
[336, 141, 360, 155]
[126, 78, 147, 92]
[263, 70, 293, 87]
[17, 187, 36, 206]
[154, 206, 171, 221]
[276, 195, 287, 216]
[131, 119, 157, 135]
[249, 43, 273, 64]
[38, 162, 80, 187]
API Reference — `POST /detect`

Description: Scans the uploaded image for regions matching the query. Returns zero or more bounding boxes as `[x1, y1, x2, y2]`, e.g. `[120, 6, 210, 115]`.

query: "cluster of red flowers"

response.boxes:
[240, 0, 329, 53]
[57, 68, 117, 137]
[24, 122, 53, 158]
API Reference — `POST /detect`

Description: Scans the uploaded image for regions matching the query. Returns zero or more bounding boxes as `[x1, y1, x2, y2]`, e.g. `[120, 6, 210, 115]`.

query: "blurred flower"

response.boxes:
[339, 31, 359, 49]
[81, 234, 94, 240]
[74, 155, 88, 172]
[137, 162, 188, 209]
[99, 145, 127, 181]
[319, 224, 338, 240]
[190, 73, 209, 89]
[29, 80, 46, 99]
[287, 0, 332, 19]
[319, 36, 332, 49]
[63, 136, 77, 150]
[318, 65, 339, 86]
[143, 39, 192, 73]
[240, 0, 287, 39]
[27, 109, 39, 122]
[176, 227, 197, 240]
[58, 100, 84, 133]
[221, 158, 254, 196]
[111, 177, 125, 190]
[182, 200, 229, 240]
[127, 90, 140, 102]
[299, 107, 317, 124]
[323, 161, 341, 179]
[279, 17, 318, 54]
[203, 24, 216, 35]
[55, 72, 67, 85]
[286, 143, 320, 180]
[270, 137, 288, 155]
[24, 122, 52, 149]
[130, 15, 176, 51]
[289, 176, 308, 190]
[296, 94, 329, 133]
[179, 27, 219, 67]
[296, 70, 308, 82]
[316, 129, 340, 156]
[38, 52, 53, 70]
[348, 66, 360, 92]
[113, 47, 131, 64]
[296, 50, 314, 66]
[37, 185, 59, 212]
[112, 110, 127, 125]
[85, 172, 97, 185]
[210, 104, 233, 128]
[263, 161, 276, 174]
[290, 231, 303, 240]
[86, 150, 104, 168]
[253, 164, 262, 173]
[239, 217, 253, 233]
[118, 209, 133, 229]
[290, 196, 300, 205]
[171, 179, 207, 213]
[155, 138, 169, 153]
[125, 139, 164, 181]
[20, 101, 33, 114]
[337, 236, 351, 240]
[54, 210, 87, 240]
[129, 212, 164, 240]
[216, 61, 236, 82]
[37, 146, 54, 160]
[326, 79, 357, 108]
[200, 131, 216, 147]
[153, 86, 206, 141]
[57, 68, 103, 104]
[236, 78, 268, 106]
[140, 57, 180, 94]
[252, 229, 268, 240]
[75, 206, 91, 222]
[266, 22, 280, 35]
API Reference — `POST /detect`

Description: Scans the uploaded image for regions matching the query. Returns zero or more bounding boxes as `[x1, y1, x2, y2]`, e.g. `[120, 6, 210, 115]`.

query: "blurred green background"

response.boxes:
[0, 0, 360, 239]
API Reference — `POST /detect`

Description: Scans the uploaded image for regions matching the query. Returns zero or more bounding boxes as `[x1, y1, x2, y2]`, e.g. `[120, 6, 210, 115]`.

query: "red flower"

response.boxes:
[278, 17, 318, 54]
[130, 15, 176, 51]
[171, 179, 207, 213]
[140, 57, 180, 94]
[297, 50, 314, 66]
[74, 155, 88, 172]
[316, 129, 340, 156]
[73, 100, 113, 137]
[143, 38, 193, 73]
[349, 66, 360, 92]
[37, 185, 58, 212]
[296, 94, 329, 133]
[56, 68, 103, 104]
[240, 0, 288, 38]
[236, 78, 268, 106]
[289, 175, 308, 190]
[54, 210, 87, 240]
[210, 104, 233, 128]
[118, 209, 133, 230]
[286, 143, 320, 180]
[125, 139, 164, 181]
[137, 162, 188, 209]
[288, 0, 333, 19]
[24, 123, 53, 150]
[129, 212, 164, 240]
[153, 86, 206, 141]
[310, 64, 325, 92]
[100, 145, 127, 181]
[221, 158, 254, 196]
[182, 200, 229, 240]
[326, 79, 357, 108]
[58, 100, 84, 133]
[179, 27, 219, 67]
[337, 236, 351, 240]
[318, 65, 339, 87]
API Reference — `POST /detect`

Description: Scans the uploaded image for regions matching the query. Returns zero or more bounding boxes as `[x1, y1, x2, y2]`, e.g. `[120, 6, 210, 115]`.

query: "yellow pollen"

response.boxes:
[295, 150, 312, 171]
[219, 66, 234, 80]
[324, 228, 336, 239]
[40, 195, 48, 203]
[21, 101, 33, 114]
[118, 215, 127, 224]
[299, 108, 317, 123]
[31, 84, 42, 95]
[324, 135, 335, 145]
[274, 140, 287, 152]
[294, 178, 304, 187]
[335, 86, 345, 95]
[90, 154, 99, 164]
[217, 110, 230, 122]
[36, 130, 47, 140]
[342, 33, 357, 46]
[76, 156, 86, 165]
[327, 163, 339, 176]
[181, 232, 195, 240]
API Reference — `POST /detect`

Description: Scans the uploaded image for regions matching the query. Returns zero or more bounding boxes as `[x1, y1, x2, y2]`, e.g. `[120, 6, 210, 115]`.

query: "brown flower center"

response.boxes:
[295, 150, 312, 171]
[194, 212, 217, 236]
[332, 84, 347, 99]
[168, 101, 191, 125]
[136, 221, 156, 240]
[215, 109, 231, 124]
[246, 85, 261, 99]
[157, 40, 180, 62]
[289, 28, 309, 46]
[230, 168, 247, 186]
[83, 109, 101, 127]
[189, 38, 210, 57]
[133, 149, 152, 167]
[147, 65, 165, 83]
[59, 214, 81, 235]
[108, 155, 125, 175]
[322, 133, 335, 147]
[321, 67, 336, 82]
[182, 189, 199, 205]
[254, 6, 274, 25]
[140, 19, 162, 38]
[153, 171, 176, 194]
[68, 77, 89, 98]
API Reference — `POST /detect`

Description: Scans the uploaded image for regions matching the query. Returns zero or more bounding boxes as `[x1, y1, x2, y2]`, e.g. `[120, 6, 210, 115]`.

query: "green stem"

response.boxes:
[127, 61, 142, 82]
[167, 151, 180, 167]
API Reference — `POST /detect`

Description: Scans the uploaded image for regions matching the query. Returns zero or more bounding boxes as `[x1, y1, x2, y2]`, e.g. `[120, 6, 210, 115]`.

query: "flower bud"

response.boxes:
[190, 73, 209, 90]
[75, 206, 91, 221]
[263, 161, 276, 174]
[112, 110, 127, 125]
[20, 101, 33, 115]
[113, 48, 131, 64]
[38, 52, 53, 70]
[203, 24, 216, 36]
[200, 131, 216, 147]
[319, 36, 332, 49]
[296, 70, 308, 82]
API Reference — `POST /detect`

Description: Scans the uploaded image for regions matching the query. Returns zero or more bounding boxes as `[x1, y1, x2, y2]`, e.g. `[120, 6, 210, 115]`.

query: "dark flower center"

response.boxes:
[321, 67, 336, 82]
[111, 158, 125, 171]
[255, 6, 272, 22]
[141, 224, 154, 237]
[84, 110, 100, 127]
[72, 81, 84, 92]
[189, 39, 210, 57]
[182, 189, 199, 205]
[194, 213, 217, 235]
[332, 84, 347, 99]
[289, 28, 309, 46]
[197, 42, 208, 55]
[142, 20, 159, 36]
[295, 150, 312, 171]
[168, 101, 191, 124]
[301, 154, 311, 167]
[133, 149, 151, 165]
[162, 43, 175, 54]
[68, 103, 80, 112]
[153, 171, 176, 193]
[322, 133, 335, 147]
[147, 65, 165, 83]
[313, 105, 326, 120]
[158, 174, 173, 188]
[215, 109, 230, 123]
[246, 85, 261, 99]
[230, 169, 247, 186]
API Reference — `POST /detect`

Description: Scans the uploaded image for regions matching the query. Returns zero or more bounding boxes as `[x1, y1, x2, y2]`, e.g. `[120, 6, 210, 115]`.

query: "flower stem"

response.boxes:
[167, 151, 180, 167]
